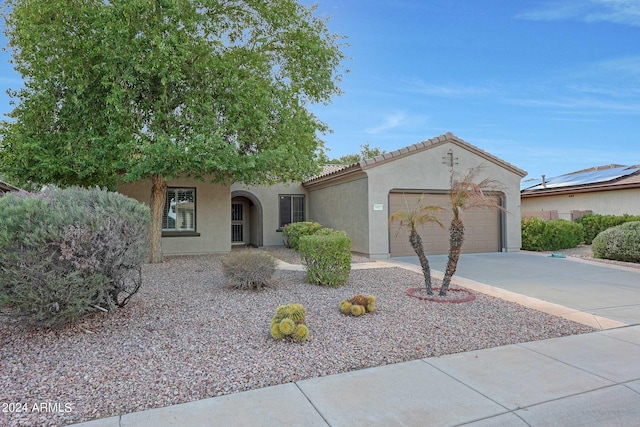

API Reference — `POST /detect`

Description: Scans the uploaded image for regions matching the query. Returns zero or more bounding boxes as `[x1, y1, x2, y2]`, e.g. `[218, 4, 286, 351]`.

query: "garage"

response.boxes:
[388, 192, 502, 257]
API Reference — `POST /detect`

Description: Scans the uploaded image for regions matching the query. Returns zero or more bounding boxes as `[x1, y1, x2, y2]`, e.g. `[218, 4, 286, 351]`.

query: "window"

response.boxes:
[163, 188, 196, 233]
[279, 195, 305, 229]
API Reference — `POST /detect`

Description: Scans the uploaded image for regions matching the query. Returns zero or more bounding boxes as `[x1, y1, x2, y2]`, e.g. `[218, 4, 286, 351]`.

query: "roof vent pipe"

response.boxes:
[542, 175, 546, 188]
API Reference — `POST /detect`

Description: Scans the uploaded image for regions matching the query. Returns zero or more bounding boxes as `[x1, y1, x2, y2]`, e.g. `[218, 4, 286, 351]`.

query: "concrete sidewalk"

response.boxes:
[72, 325, 640, 427]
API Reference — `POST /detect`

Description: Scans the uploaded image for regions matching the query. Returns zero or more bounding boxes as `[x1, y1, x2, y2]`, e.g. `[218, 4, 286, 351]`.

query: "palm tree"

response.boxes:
[440, 166, 505, 296]
[389, 196, 442, 295]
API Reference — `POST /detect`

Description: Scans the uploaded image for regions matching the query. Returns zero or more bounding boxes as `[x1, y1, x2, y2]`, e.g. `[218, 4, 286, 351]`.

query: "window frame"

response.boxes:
[278, 194, 305, 230]
[162, 187, 200, 237]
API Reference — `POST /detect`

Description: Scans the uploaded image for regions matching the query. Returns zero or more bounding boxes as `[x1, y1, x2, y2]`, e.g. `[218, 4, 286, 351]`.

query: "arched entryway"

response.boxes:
[230, 190, 264, 247]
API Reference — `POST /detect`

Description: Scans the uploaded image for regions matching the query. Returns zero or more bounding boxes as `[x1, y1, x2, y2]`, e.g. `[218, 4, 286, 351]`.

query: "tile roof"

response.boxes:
[303, 132, 527, 185]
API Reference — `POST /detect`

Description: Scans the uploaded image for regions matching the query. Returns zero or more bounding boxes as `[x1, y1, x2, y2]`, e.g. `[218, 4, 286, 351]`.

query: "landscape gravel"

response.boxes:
[1, 253, 595, 426]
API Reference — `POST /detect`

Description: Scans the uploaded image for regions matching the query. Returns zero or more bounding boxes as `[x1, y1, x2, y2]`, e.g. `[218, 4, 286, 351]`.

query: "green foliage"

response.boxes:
[323, 143, 386, 165]
[0, 187, 150, 328]
[592, 222, 640, 263]
[221, 250, 277, 290]
[339, 294, 376, 316]
[282, 221, 322, 250]
[298, 231, 351, 287]
[521, 217, 585, 251]
[1, 0, 347, 188]
[2, 0, 347, 262]
[270, 303, 308, 343]
[575, 214, 640, 245]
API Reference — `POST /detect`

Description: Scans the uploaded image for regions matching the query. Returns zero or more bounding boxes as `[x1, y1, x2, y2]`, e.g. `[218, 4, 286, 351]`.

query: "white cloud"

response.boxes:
[504, 95, 640, 115]
[365, 112, 407, 134]
[405, 80, 492, 98]
[518, 0, 640, 27]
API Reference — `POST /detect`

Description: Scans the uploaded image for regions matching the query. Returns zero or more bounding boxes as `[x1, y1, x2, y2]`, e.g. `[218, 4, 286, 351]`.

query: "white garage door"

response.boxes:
[389, 192, 501, 257]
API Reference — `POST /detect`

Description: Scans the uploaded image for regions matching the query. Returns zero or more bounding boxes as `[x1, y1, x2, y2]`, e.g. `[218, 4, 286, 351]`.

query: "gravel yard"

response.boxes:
[1, 251, 595, 427]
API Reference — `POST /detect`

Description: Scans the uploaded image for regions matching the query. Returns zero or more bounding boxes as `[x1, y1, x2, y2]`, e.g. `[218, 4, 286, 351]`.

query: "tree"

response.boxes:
[389, 196, 442, 295]
[325, 142, 386, 165]
[1, 0, 346, 262]
[440, 166, 504, 295]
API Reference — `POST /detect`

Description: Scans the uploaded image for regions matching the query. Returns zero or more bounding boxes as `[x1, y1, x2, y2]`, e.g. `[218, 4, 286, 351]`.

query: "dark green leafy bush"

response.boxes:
[282, 221, 322, 250]
[298, 230, 351, 287]
[221, 250, 277, 290]
[0, 187, 150, 328]
[575, 214, 640, 244]
[521, 217, 584, 251]
[592, 221, 640, 263]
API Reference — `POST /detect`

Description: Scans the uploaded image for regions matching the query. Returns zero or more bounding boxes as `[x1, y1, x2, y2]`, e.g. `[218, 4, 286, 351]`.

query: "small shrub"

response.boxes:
[592, 221, 640, 263]
[270, 303, 308, 343]
[339, 294, 376, 316]
[282, 221, 322, 250]
[298, 231, 351, 287]
[521, 217, 584, 251]
[0, 186, 150, 328]
[221, 250, 277, 290]
[576, 214, 640, 244]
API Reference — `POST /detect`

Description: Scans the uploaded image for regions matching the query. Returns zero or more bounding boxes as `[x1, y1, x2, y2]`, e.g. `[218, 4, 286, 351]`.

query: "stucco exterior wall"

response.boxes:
[364, 141, 523, 257]
[521, 189, 640, 220]
[305, 174, 369, 255]
[118, 177, 230, 255]
[231, 181, 308, 246]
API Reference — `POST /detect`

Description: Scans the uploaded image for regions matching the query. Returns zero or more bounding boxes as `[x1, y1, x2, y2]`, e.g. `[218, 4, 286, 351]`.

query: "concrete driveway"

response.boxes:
[391, 252, 640, 326]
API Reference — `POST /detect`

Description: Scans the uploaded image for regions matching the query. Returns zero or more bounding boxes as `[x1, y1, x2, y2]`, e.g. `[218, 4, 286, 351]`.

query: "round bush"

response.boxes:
[592, 221, 640, 263]
[221, 250, 277, 289]
[0, 186, 150, 328]
[576, 214, 640, 244]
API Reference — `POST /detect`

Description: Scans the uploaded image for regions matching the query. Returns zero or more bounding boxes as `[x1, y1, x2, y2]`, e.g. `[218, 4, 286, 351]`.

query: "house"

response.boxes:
[117, 132, 526, 258]
[0, 180, 21, 196]
[521, 164, 640, 221]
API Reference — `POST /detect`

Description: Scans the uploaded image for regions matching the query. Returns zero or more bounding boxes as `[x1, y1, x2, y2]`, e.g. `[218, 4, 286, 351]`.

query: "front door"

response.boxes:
[231, 202, 245, 244]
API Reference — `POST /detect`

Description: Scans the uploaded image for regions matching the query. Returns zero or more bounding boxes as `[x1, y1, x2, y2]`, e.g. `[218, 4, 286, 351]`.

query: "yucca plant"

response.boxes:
[440, 166, 505, 296]
[389, 195, 442, 295]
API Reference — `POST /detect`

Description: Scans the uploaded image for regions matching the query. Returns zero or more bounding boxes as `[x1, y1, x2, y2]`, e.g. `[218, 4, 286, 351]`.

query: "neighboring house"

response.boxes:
[0, 180, 21, 196]
[521, 164, 640, 221]
[118, 132, 526, 258]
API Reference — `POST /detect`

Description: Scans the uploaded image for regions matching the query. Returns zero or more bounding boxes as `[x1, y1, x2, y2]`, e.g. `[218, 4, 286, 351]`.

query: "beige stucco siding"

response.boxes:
[118, 177, 230, 255]
[231, 182, 308, 246]
[364, 141, 522, 257]
[521, 189, 640, 220]
[306, 174, 369, 254]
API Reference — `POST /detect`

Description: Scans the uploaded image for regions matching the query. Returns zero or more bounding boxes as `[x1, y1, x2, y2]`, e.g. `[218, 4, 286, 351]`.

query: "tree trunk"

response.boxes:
[409, 229, 433, 295]
[441, 219, 464, 295]
[149, 174, 167, 264]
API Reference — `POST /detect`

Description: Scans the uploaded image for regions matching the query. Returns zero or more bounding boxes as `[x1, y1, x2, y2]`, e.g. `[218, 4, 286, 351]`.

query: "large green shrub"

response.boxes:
[592, 221, 640, 263]
[0, 187, 150, 328]
[282, 221, 322, 250]
[521, 217, 584, 251]
[576, 214, 640, 244]
[298, 231, 351, 287]
[221, 250, 277, 290]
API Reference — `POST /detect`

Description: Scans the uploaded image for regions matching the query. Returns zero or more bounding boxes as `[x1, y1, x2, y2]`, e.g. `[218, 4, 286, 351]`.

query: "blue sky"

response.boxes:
[1, 0, 639, 182]
[304, 0, 640, 182]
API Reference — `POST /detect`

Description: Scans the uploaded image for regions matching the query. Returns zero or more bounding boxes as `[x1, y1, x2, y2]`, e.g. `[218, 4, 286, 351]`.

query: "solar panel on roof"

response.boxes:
[523, 165, 640, 191]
